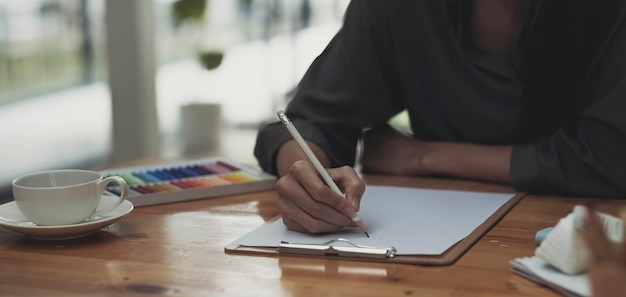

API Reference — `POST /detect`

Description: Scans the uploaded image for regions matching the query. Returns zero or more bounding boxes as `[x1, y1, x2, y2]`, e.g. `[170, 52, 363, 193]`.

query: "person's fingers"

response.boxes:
[280, 215, 307, 233]
[276, 175, 352, 227]
[278, 197, 343, 233]
[289, 161, 356, 219]
[276, 164, 353, 228]
[576, 206, 626, 297]
[578, 206, 615, 264]
[588, 263, 626, 297]
[328, 165, 365, 211]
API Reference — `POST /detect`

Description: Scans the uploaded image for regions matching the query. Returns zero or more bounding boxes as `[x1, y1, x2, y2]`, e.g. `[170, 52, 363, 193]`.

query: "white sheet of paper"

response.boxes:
[234, 185, 516, 255]
[511, 256, 589, 297]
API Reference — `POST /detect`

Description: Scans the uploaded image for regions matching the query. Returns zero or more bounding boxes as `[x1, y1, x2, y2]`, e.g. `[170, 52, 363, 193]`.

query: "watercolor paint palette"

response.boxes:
[100, 157, 276, 207]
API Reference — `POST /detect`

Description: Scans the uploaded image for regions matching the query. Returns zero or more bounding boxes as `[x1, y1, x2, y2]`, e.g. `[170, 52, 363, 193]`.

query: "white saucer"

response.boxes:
[0, 195, 134, 240]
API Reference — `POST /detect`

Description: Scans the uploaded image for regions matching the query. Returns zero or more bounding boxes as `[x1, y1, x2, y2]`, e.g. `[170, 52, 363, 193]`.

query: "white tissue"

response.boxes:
[535, 206, 623, 275]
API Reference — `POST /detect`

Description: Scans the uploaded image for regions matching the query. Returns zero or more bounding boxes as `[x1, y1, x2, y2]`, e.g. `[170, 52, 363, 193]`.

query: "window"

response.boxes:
[0, 0, 349, 202]
[0, 0, 106, 104]
[0, 0, 108, 199]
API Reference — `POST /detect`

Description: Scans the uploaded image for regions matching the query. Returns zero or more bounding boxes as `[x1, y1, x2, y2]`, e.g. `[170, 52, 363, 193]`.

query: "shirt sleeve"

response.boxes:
[254, 0, 405, 175]
[510, 9, 626, 198]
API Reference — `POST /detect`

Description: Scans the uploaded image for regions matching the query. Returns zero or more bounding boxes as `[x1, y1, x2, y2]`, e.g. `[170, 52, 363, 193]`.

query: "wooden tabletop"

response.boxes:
[1, 174, 623, 296]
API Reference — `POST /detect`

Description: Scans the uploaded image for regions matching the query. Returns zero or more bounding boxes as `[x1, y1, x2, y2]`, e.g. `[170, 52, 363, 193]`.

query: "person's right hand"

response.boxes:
[275, 160, 365, 233]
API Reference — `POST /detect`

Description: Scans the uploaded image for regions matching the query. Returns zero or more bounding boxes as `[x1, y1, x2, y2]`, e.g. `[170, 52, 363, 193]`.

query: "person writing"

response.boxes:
[254, 0, 626, 234]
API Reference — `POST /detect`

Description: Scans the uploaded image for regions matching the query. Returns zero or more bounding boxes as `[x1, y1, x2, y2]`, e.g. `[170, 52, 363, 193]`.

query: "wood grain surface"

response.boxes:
[1, 174, 623, 296]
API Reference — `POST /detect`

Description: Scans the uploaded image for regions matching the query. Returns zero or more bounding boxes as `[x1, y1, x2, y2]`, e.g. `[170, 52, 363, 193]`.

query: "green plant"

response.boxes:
[171, 0, 223, 70]
[172, 0, 206, 28]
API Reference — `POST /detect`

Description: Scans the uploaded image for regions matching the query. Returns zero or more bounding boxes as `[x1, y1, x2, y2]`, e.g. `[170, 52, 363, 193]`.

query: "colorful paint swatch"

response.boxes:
[100, 157, 276, 207]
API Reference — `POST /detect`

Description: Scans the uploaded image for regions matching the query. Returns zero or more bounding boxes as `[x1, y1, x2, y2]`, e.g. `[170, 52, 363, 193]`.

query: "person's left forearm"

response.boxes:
[417, 142, 512, 184]
[361, 125, 512, 184]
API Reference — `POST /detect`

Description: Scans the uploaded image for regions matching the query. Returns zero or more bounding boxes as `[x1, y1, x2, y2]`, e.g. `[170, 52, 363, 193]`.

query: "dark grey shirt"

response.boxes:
[254, 0, 626, 198]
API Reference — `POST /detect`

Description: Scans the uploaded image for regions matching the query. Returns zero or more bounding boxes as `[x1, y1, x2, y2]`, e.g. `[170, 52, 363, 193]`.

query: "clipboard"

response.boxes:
[278, 238, 397, 259]
[225, 190, 525, 265]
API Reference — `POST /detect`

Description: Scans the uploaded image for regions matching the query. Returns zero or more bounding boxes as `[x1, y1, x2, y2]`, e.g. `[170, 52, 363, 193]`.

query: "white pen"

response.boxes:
[277, 110, 369, 237]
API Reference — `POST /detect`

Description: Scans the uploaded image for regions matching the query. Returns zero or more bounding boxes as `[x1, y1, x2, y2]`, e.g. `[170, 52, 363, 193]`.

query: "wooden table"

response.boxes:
[1, 174, 623, 296]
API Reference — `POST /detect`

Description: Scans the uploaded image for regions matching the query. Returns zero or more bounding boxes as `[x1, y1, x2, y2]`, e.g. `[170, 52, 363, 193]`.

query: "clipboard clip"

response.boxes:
[278, 238, 396, 259]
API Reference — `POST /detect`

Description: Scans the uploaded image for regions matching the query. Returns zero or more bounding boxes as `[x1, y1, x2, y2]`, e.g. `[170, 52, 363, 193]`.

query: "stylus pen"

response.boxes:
[277, 110, 369, 238]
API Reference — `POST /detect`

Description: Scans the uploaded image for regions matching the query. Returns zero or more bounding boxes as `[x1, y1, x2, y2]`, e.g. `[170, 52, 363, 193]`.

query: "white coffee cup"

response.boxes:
[12, 169, 128, 226]
[180, 102, 222, 154]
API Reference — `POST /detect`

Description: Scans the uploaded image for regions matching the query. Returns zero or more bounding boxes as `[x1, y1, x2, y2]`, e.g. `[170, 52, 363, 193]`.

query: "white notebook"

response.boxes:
[511, 256, 589, 297]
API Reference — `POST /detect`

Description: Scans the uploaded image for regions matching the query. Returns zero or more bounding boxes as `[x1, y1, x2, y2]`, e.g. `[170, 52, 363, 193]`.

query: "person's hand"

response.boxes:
[361, 124, 430, 175]
[360, 124, 513, 184]
[275, 160, 365, 233]
[578, 206, 626, 297]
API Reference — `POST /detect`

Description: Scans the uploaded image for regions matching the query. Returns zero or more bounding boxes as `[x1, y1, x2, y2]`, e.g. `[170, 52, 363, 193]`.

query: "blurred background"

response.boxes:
[0, 0, 350, 201]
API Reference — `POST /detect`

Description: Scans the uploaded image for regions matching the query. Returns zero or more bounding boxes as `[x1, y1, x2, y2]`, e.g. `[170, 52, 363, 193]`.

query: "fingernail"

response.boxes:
[573, 205, 586, 230]
[343, 206, 356, 218]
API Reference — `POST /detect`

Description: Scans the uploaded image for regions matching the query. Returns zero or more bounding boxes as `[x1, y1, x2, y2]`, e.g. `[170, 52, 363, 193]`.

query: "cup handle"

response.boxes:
[92, 176, 128, 218]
